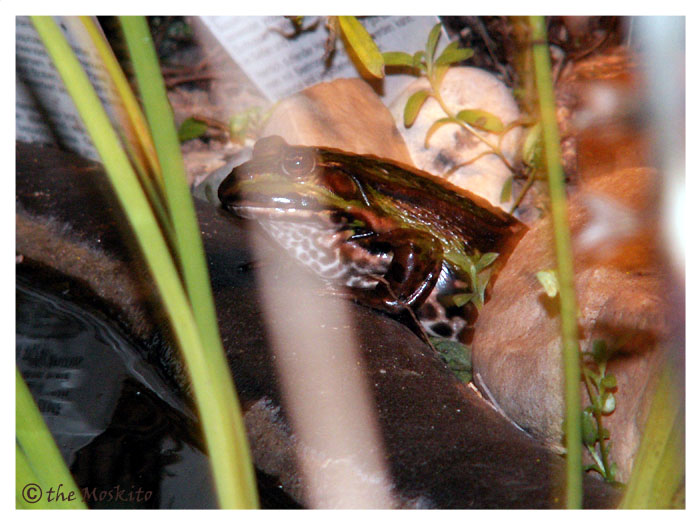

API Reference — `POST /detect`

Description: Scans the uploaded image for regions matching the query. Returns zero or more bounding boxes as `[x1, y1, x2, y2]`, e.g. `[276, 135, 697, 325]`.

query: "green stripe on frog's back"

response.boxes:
[317, 149, 524, 268]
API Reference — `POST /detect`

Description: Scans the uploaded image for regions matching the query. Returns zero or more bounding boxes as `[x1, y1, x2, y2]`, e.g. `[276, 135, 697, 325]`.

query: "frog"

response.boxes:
[218, 135, 526, 343]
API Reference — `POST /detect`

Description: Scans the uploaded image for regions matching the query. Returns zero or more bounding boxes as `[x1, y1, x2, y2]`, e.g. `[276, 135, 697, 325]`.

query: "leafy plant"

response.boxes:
[382, 24, 515, 174]
[581, 340, 620, 484]
[450, 251, 499, 311]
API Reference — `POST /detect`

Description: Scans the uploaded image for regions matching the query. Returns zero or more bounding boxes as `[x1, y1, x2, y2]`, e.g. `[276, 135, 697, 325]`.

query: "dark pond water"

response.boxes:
[16, 281, 218, 509]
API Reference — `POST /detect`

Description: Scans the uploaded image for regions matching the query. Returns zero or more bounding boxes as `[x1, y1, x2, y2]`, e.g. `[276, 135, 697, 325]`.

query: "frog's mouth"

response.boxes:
[219, 172, 352, 223]
[227, 201, 325, 221]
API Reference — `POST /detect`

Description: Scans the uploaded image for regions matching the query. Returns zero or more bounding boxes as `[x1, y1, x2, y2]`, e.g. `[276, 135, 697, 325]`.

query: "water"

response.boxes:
[16, 281, 217, 509]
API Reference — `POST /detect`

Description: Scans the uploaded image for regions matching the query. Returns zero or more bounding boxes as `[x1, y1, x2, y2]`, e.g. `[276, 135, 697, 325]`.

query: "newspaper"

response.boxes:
[16, 16, 122, 161]
[16, 16, 443, 160]
[198, 16, 442, 102]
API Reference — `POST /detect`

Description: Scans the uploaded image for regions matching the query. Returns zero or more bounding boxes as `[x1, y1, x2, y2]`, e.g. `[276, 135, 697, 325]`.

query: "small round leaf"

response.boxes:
[403, 89, 430, 128]
[456, 109, 505, 134]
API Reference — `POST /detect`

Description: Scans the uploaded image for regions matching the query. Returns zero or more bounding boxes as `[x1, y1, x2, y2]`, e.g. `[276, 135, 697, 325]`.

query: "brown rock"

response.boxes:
[472, 163, 672, 482]
[262, 78, 413, 163]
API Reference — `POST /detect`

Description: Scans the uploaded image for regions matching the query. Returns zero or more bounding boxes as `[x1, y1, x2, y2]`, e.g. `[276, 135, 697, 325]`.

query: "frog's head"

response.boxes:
[218, 136, 368, 221]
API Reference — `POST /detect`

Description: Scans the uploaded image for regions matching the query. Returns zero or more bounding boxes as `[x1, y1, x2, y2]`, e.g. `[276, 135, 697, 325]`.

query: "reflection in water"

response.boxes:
[16, 282, 216, 509]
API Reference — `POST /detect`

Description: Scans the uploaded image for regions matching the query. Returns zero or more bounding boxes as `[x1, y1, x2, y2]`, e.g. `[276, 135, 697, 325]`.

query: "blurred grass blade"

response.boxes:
[620, 361, 684, 508]
[529, 15, 583, 508]
[31, 16, 258, 508]
[338, 16, 384, 78]
[119, 17, 221, 338]
[119, 17, 258, 507]
[16, 368, 87, 509]
[79, 17, 174, 245]
[79, 16, 162, 185]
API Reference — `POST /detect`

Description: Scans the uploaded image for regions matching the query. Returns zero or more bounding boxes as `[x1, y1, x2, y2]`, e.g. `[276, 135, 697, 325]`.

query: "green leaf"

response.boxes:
[601, 373, 617, 390]
[382, 51, 415, 67]
[178, 117, 209, 142]
[432, 64, 450, 90]
[338, 16, 384, 78]
[536, 269, 559, 298]
[425, 23, 443, 65]
[620, 362, 684, 508]
[582, 410, 598, 446]
[592, 339, 609, 364]
[434, 40, 459, 60]
[403, 89, 430, 128]
[430, 337, 472, 383]
[500, 175, 513, 203]
[451, 292, 475, 308]
[412, 50, 427, 70]
[522, 122, 543, 167]
[476, 252, 499, 272]
[435, 44, 474, 66]
[424, 117, 458, 147]
[456, 109, 505, 133]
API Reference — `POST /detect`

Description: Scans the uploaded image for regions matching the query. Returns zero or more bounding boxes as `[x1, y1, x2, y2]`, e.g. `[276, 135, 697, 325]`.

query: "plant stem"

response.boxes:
[509, 168, 537, 213]
[582, 366, 613, 481]
[529, 15, 583, 508]
[428, 77, 515, 172]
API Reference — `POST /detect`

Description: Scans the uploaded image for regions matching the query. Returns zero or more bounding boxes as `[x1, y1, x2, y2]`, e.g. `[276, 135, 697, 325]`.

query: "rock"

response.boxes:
[470, 48, 683, 483]
[16, 142, 619, 508]
[472, 162, 675, 482]
[262, 78, 413, 164]
[389, 67, 522, 209]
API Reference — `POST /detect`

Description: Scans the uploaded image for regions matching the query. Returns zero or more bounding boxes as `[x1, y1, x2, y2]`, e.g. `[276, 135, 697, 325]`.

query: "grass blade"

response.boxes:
[620, 362, 684, 508]
[16, 368, 87, 509]
[31, 16, 258, 508]
[529, 15, 582, 508]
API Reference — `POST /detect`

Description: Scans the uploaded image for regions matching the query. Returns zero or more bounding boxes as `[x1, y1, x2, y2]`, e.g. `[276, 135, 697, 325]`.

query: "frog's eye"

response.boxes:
[281, 148, 316, 178]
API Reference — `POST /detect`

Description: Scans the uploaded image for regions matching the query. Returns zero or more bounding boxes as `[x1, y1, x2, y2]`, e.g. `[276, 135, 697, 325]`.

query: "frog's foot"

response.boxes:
[354, 229, 443, 315]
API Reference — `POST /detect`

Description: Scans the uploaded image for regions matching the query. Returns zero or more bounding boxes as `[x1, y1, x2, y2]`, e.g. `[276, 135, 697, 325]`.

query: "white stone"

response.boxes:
[389, 67, 522, 210]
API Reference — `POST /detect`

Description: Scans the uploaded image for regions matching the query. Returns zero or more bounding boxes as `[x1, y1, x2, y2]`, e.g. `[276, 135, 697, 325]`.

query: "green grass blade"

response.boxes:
[79, 16, 162, 183]
[16, 368, 87, 509]
[31, 16, 258, 508]
[117, 17, 220, 339]
[78, 17, 178, 276]
[620, 362, 684, 508]
[529, 15, 582, 508]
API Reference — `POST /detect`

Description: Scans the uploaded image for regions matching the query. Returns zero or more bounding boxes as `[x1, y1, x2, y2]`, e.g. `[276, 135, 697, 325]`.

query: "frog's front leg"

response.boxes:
[354, 229, 443, 314]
